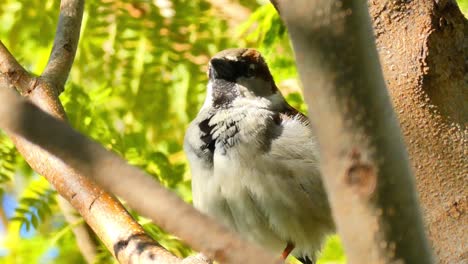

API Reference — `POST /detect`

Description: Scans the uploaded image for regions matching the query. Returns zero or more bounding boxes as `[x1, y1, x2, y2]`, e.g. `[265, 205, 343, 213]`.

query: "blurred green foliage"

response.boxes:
[0, 0, 345, 263]
[10, 177, 57, 232]
[458, 0, 468, 15]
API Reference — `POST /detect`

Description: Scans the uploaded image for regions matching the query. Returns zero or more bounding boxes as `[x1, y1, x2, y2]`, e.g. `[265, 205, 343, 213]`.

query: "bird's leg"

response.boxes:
[281, 242, 295, 260]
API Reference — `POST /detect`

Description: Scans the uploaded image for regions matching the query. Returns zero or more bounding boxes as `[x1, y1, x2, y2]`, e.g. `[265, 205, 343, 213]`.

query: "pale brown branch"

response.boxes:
[1, 39, 101, 264]
[41, 0, 84, 94]
[1, 0, 220, 260]
[0, 85, 281, 264]
[0, 0, 279, 262]
[1, 38, 101, 263]
[276, 0, 433, 263]
[0, 42, 36, 95]
[2, 1, 179, 262]
[1, 18, 193, 264]
[0, 77, 197, 264]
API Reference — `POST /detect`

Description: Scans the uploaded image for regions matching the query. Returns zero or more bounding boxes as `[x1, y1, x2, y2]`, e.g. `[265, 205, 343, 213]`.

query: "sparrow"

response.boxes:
[184, 48, 335, 263]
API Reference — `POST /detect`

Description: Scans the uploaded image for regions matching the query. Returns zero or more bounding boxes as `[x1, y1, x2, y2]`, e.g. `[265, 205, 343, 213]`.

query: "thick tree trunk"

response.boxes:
[275, 0, 467, 263]
[277, 0, 433, 263]
[369, 1, 467, 263]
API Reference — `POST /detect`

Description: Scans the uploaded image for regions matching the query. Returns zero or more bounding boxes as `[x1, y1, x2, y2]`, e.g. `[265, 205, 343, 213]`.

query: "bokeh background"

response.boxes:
[0, 1, 466, 263]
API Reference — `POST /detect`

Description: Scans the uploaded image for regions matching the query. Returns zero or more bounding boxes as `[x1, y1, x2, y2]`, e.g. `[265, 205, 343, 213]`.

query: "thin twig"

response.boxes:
[56, 197, 98, 263]
[41, 0, 84, 94]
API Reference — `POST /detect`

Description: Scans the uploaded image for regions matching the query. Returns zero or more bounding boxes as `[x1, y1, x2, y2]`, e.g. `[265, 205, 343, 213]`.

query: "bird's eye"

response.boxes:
[246, 64, 256, 78]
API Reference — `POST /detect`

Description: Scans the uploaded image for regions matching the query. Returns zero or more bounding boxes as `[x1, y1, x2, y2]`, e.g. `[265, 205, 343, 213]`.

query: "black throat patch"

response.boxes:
[211, 79, 239, 108]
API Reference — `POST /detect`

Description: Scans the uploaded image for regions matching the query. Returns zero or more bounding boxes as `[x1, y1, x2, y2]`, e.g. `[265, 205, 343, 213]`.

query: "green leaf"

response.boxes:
[30, 213, 39, 229]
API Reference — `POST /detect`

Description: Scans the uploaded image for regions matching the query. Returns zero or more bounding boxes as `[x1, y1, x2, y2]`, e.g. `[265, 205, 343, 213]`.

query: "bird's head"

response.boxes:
[204, 48, 282, 109]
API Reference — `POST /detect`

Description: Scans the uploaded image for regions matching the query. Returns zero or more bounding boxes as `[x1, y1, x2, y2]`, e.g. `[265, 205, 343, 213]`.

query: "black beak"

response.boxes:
[209, 58, 234, 81]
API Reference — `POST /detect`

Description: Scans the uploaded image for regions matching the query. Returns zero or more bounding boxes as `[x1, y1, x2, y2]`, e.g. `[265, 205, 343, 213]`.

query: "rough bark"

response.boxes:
[276, 0, 433, 263]
[368, 1, 467, 263]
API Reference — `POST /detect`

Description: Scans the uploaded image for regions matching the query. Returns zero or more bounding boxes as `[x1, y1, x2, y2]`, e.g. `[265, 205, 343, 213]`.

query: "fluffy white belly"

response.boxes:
[192, 148, 332, 257]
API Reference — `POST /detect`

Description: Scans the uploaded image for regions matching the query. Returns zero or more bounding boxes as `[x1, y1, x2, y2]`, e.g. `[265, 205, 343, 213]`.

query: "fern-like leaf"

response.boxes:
[0, 134, 18, 194]
[11, 177, 57, 231]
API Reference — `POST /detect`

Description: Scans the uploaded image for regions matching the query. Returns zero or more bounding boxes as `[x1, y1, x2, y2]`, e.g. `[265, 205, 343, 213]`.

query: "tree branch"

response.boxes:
[41, 0, 84, 94]
[1, 39, 101, 262]
[0, 83, 280, 264]
[276, 0, 433, 263]
[0, 43, 36, 95]
[1, 0, 194, 261]
[1, 1, 204, 259]
[0, 1, 279, 262]
[0, 74, 205, 263]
